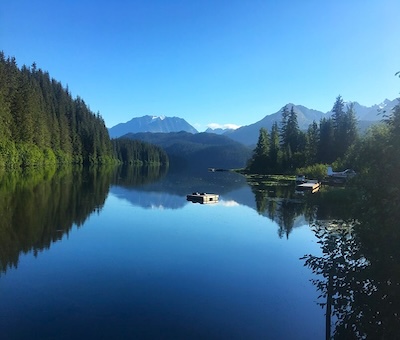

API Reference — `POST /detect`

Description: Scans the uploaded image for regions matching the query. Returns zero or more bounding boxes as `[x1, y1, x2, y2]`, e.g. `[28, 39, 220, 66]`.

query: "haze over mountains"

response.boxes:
[109, 98, 398, 146]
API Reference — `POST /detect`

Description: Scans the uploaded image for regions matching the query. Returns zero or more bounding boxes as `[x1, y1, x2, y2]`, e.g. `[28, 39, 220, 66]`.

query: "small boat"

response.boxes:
[186, 192, 219, 204]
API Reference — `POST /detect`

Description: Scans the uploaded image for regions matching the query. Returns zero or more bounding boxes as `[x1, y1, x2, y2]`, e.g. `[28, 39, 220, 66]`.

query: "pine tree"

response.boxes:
[343, 102, 358, 153]
[279, 105, 290, 148]
[269, 122, 281, 172]
[318, 117, 335, 163]
[331, 95, 346, 159]
[248, 128, 270, 174]
[305, 121, 319, 165]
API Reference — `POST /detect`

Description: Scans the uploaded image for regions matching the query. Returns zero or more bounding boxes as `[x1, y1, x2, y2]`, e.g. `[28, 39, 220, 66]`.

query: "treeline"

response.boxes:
[345, 97, 400, 217]
[0, 53, 168, 167]
[246, 95, 358, 174]
[112, 138, 169, 166]
[247, 90, 400, 212]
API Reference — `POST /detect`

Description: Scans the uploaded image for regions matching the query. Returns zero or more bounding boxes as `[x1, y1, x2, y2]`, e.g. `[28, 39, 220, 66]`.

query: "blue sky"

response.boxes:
[1, 0, 399, 131]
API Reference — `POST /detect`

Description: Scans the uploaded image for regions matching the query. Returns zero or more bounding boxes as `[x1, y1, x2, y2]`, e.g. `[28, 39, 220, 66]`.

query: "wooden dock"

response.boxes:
[295, 180, 321, 193]
[186, 192, 219, 204]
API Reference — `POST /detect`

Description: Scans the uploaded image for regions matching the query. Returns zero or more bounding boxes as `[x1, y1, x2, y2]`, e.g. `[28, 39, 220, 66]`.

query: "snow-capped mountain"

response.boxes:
[109, 115, 198, 138]
[350, 99, 398, 121]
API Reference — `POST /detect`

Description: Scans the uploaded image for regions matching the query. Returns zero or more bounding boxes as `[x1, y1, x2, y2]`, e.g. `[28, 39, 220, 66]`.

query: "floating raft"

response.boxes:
[186, 192, 219, 204]
[295, 180, 321, 193]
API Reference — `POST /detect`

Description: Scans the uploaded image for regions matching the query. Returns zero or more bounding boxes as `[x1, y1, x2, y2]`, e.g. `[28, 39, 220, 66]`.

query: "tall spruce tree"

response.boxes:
[269, 122, 281, 172]
[286, 106, 300, 153]
[343, 102, 358, 153]
[331, 95, 347, 159]
[280, 105, 290, 148]
[305, 120, 320, 165]
[248, 127, 270, 174]
[318, 117, 335, 163]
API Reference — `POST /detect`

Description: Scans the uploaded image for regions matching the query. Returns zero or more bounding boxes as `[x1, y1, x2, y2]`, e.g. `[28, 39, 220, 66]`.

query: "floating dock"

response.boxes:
[295, 180, 321, 193]
[186, 192, 219, 204]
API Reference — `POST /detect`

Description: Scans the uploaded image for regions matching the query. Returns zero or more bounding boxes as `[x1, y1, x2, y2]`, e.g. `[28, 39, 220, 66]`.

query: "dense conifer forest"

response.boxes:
[246, 96, 359, 175]
[0, 52, 168, 168]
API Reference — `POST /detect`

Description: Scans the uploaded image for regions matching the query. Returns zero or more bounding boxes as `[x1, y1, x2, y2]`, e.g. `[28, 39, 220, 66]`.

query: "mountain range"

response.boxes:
[109, 115, 198, 138]
[225, 99, 398, 145]
[109, 98, 398, 146]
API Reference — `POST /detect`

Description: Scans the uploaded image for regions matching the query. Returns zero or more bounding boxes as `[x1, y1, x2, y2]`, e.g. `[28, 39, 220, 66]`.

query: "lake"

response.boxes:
[0, 166, 398, 339]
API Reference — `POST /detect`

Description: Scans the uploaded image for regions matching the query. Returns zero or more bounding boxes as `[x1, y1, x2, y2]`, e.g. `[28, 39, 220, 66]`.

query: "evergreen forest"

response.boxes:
[246, 95, 359, 175]
[247, 91, 400, 219]
[0, 53, 168, 168]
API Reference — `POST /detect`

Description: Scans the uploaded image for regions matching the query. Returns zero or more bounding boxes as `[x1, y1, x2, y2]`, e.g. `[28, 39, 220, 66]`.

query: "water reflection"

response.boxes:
[0, 166, 319, 276]
[112, 164, 168, 187]
[110, 168, 248, 209]
[2, 166, 399, 338]
[301, 214, 400, 338]
[0, 166, 112, 274]
[248, 176, 400, 337]
[248, 178, 315, 238]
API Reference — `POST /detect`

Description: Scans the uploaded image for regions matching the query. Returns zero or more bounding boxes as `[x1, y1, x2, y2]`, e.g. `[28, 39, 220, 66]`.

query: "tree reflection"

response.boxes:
[0, 167, 113, 274]
[0, 165, 167, 274]
[250, 181, 312, 238]
[112, 164, 168, 187]
[302, 217, 400, 339]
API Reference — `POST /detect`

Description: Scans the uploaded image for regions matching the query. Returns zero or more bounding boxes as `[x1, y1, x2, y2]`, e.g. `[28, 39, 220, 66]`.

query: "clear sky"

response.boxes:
[1, 0, 399, 131]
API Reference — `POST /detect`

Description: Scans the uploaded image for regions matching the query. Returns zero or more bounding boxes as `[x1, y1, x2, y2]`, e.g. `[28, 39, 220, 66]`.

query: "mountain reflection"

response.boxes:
[110, 169, 249, 210]
[111, 169, 320, 239]
[3, 165, 399, 338]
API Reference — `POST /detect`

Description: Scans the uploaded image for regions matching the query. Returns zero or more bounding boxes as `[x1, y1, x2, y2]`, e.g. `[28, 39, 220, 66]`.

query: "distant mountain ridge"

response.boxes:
[225, 98, 398, 145]
[224, 104, 326, 146]
[205, 127, 235, 135]
[109, 98, 398, 146]
[109, 115, 198, 138]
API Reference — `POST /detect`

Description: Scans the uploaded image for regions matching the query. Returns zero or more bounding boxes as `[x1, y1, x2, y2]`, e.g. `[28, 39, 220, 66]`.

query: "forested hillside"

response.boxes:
[123, 131, 252, 170]
[0, 53, 168, 168]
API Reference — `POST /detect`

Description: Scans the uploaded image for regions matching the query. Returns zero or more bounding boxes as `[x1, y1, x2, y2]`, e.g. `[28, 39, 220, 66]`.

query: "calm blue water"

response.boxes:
[0, 169, 325, 339]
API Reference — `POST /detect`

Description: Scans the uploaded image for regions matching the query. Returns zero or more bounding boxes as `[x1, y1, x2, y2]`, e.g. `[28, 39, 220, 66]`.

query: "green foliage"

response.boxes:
[0, 53, 115, 167]
[318, 117, 335, 163]
[247, 128, 270, 174]
[112, 138, 169, 166]
[296, 163, 328, 180]
[346, 101, 400, 217]
[305, 121, 319, 165]
[247, 96, 360, 175]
